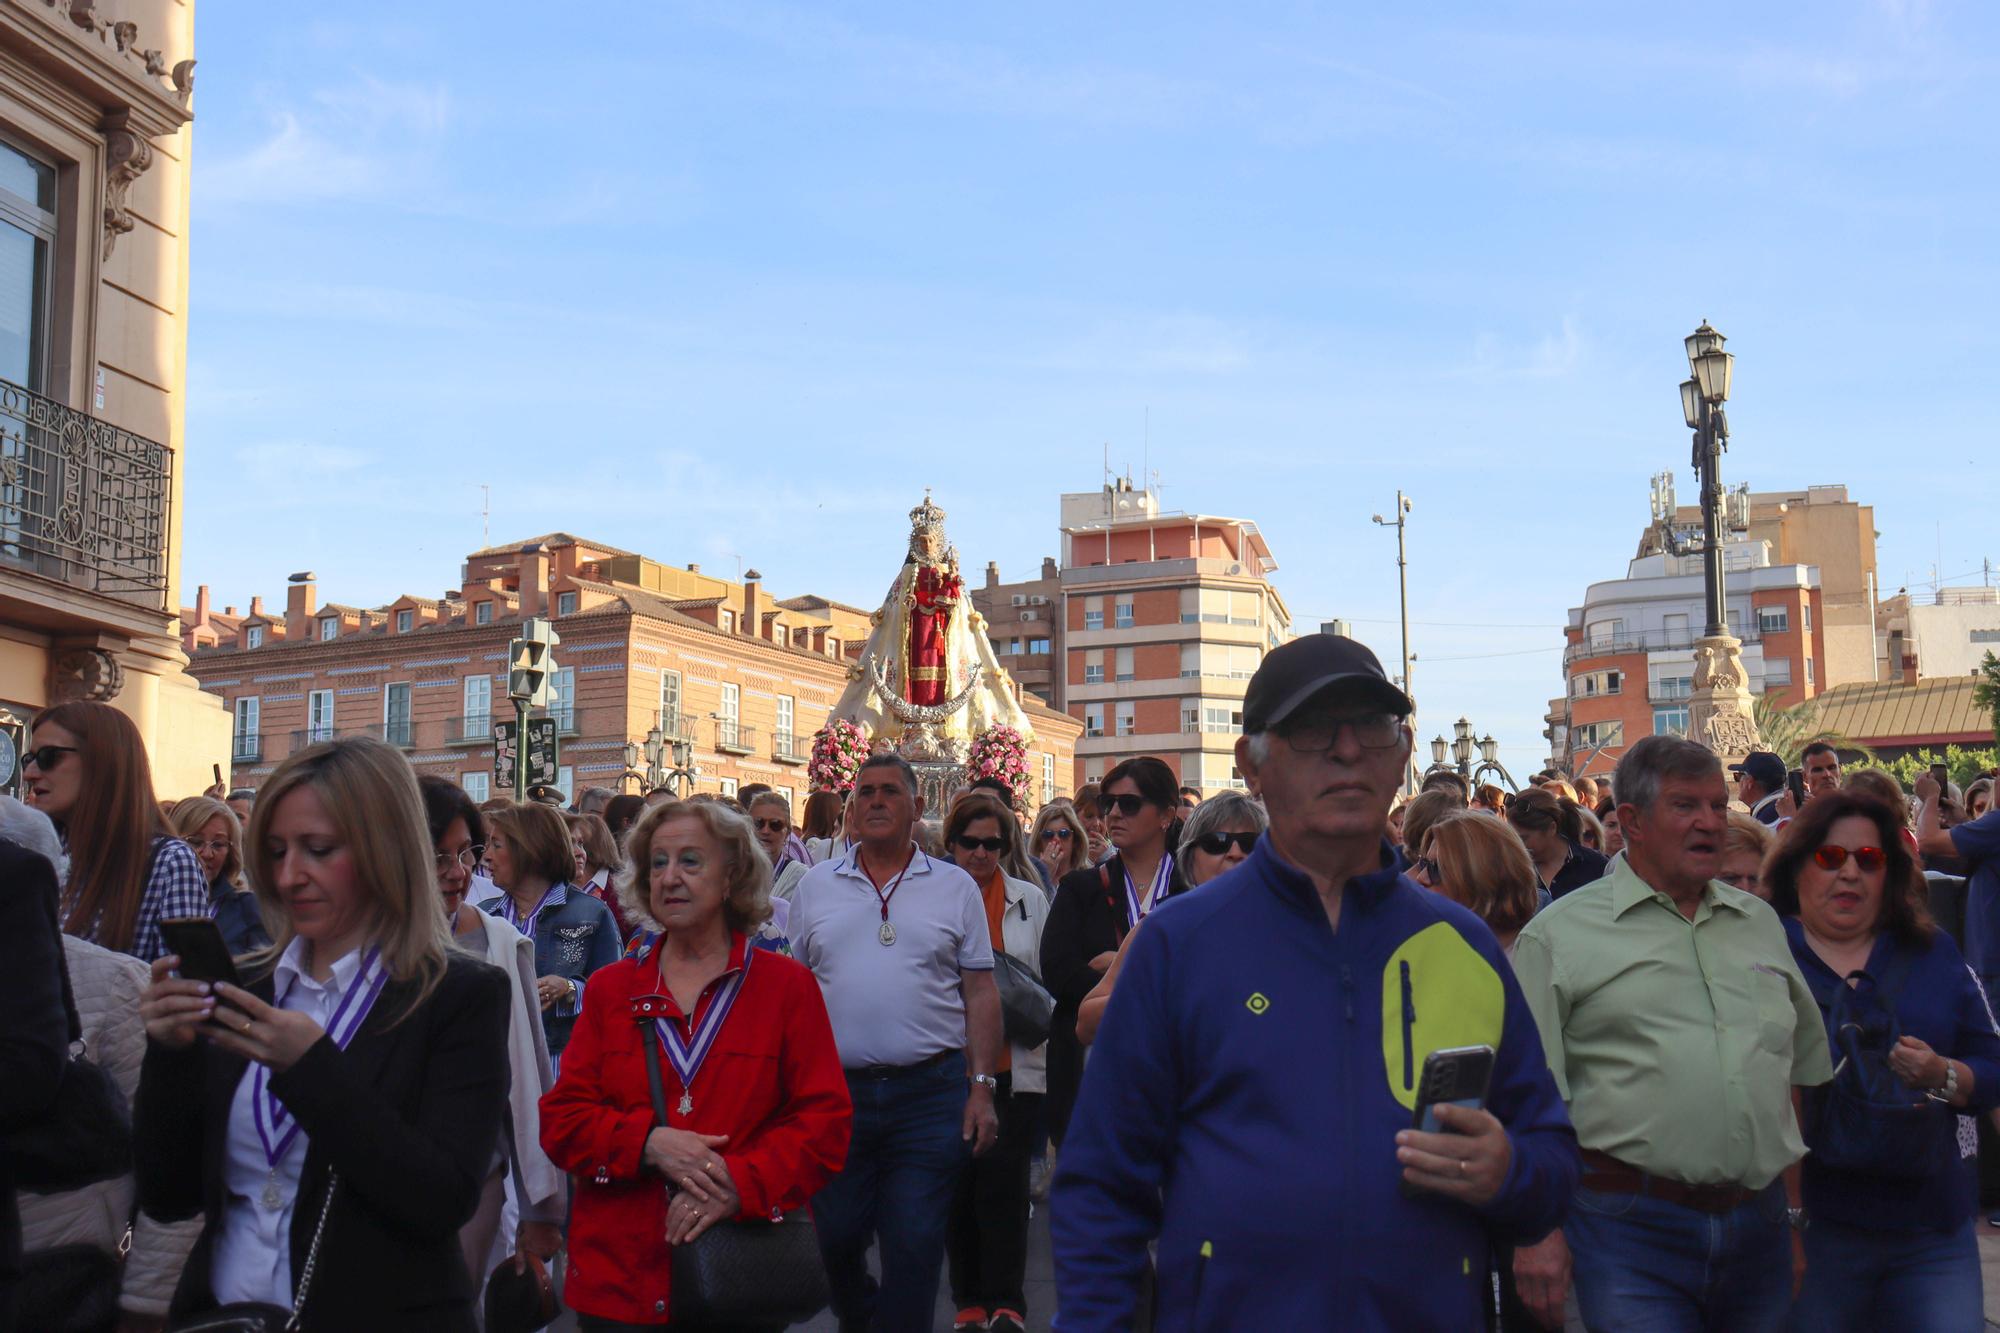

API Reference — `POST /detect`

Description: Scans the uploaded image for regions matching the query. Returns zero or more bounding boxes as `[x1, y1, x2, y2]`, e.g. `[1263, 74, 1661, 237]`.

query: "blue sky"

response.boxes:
[182, 2, 1999, 776]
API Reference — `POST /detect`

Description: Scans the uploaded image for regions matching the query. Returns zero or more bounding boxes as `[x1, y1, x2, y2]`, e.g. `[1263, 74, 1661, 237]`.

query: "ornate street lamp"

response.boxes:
[1431, 736, 1449, 768]
[1422, 720, 1519, 791]
[1677, 320, 1760, 760]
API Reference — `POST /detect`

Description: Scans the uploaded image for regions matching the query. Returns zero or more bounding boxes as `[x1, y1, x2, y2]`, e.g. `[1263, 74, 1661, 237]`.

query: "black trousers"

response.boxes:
[577, 1316, 781, 1332]
[946, 1081, 1038, 1316]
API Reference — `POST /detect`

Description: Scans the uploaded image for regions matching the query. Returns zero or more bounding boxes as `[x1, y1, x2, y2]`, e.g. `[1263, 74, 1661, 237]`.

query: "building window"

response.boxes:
[721, 610, 736, 634]
[551, 667, 576, 729]
[1042, 753, 1056, 804]
[1006, 637, 1021, 655]
[557, 591, 578, 616]
[320, 618, 339, 641]
[395, 609, 414, 633]
[1084, 609, 1104, 630]
[1028, 637, 1051, 654]
[776, 694, 795, 753]
[1652, 705, 1690, 737]
[1203, 706, 1243, 734]
[383, 683, 412, 746]
[1973, 629, 2000, 645]
[1653, 674, 1693, 701]
[1084, 704, 1104, 738]
[245, 625, 264, 650]
[0, 139, 56, 393]
[475, 602, 493, 625]
[719, 682, 740, 747]
[719, 777, 739, 799]
[1115, 646, 1135, 682]
[1803, 603, 1813, 631]
[1757, 607, 1790, 635]
[1573, 670, 1622, 698]
[462, 772, 489, 802]
[1805, 657, 1814, 685]
[463, 674, 491, 729]
[1764, 659, 1793, 687]
[555, 766, 575, 802]
[1181, 702, 1200, 733]
[307, 689, 334, 743]
[232, 697, 260, 761]
[1115, 598, 1134, 629]
[1115, 701, 1136, 737]
[1084, 662, 1104, 684]
[1571, 720, 1623, 750]
[659, 670, 682, 729]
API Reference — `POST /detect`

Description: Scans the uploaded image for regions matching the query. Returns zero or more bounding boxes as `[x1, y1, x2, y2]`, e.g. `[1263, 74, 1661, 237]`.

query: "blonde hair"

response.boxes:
[1424, 811, 1539, 936]
[243, 737, 452, 1022]
[1030, 801, 1091, 879]
[618, 799, 773, 938]
[171, 795, 244, 889]
[1724, 809, 1776, 863]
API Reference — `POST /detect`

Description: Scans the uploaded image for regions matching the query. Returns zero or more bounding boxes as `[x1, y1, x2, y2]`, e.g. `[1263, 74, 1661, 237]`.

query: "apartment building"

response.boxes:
[970, 557, 1061, 708]
[184, 534, 1081, 805]
[1877, 587, 2000, 681]
[1, 0, 226, 795]
[1057, 480, 1290, 792]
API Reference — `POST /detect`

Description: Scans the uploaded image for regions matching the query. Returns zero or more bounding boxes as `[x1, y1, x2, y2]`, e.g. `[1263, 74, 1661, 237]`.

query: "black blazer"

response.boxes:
[0, 841, 70, 1321]
[135, 951, 510, 1331]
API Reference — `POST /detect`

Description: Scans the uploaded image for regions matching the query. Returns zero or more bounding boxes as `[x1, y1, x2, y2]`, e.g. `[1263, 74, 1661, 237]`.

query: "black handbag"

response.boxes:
[637, 1012, 832, 1326]
[7, 890, 132, 1193]
[168, 1173, 337, 1333]
[994, 949, 1055, 1048]
[16, 1242, 122, 1333]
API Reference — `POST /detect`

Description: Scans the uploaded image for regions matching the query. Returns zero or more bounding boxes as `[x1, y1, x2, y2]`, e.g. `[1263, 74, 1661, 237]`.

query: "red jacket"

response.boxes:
[540, 934, 852, 1325]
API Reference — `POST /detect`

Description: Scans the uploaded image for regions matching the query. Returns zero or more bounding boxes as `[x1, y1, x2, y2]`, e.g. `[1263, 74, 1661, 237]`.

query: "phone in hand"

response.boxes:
[160, 916, 241, 987]
[1932, 763, 1952, 791]
[1787, 769, 1807, 806]
[212, 762, 224, 789]
[1402, 1044, 1496, 1198]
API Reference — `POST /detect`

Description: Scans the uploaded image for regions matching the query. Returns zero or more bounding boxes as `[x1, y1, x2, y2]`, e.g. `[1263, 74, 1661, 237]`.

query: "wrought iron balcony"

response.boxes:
[231, 733, 263, 764]
[0, 379, 172, 611]
[715, 719, 756, 755]
[773, 730, 806, 764]
[445, 714, 496, 745]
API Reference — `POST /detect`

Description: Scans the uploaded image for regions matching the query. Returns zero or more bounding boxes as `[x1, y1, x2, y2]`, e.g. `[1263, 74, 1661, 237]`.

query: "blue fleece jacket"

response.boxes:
[1051, 836, 1578, 1333]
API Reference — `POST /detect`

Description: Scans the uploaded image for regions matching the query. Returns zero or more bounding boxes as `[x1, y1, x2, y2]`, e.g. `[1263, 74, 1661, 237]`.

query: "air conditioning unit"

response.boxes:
[1227, 564, 1242, 575]
[1011, 595, 1027, 606]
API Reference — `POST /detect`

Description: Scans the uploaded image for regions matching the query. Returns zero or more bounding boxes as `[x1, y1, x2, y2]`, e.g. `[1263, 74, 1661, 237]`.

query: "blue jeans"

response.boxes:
[812, 1051, 971, 1333]
[1788, 1216, 1982, 1332]
[1566, 1182, 1790, 1332]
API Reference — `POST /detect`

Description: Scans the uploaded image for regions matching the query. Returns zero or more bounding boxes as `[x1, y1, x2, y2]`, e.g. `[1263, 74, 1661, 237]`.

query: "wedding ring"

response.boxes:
[1459, 1160, 1468, 1177]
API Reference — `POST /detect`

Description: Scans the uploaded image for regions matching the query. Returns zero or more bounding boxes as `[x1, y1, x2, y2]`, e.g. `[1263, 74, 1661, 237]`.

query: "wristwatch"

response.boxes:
[970, 1073, 999, 1092]
[1785, 1206, 1809, 1232]
[1928, 1061, 1960, 1104]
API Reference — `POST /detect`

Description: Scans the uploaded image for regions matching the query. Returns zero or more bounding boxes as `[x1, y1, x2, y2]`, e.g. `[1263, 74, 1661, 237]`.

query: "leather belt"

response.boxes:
[1579, 1149, 1758, 1216]
[844, 1050, 954, 1081]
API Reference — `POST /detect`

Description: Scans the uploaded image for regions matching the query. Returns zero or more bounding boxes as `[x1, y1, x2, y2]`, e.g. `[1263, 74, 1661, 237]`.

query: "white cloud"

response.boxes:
[200, 75, 453, 208]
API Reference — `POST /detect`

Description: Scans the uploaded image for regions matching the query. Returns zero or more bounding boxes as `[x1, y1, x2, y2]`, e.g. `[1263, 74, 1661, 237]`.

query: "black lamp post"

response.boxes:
[1425, 716, 1519, 791]
[1680, 321, 1735, 639]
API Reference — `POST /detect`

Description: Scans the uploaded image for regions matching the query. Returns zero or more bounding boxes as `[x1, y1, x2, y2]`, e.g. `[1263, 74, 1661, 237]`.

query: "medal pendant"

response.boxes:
[878, 920, 897, 946]
[261, 1173, 282, 1211]
[677, 1091, 693, 1116]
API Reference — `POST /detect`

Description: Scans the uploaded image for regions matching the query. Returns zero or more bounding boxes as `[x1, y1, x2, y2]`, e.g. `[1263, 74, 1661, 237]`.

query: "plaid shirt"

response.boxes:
[65, 834, 212, 962]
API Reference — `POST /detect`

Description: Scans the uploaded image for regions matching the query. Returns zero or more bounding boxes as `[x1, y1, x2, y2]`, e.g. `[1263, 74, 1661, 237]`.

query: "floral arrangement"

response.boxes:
[965, 725, 1030, 801]
[809, 719, 870, 792]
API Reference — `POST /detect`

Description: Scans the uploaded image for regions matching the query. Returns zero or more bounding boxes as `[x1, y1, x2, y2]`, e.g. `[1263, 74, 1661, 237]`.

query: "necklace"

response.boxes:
[862, 844, 918, 945]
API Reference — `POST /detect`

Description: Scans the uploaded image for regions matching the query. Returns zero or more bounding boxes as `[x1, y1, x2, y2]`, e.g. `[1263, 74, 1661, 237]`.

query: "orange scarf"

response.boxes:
[981, 869, 1012, 1073]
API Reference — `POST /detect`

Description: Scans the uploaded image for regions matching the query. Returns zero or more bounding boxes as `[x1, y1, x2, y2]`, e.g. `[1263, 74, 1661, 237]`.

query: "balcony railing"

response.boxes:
[773, 731, 806, 763]
[231, 734, 263, 764]
[0, 379, 173, 611]
[445, 713, 496, 745]
[289, 723, 413, 754]
[1565, 626, 1762, 666]
[715, 719, 756, 755]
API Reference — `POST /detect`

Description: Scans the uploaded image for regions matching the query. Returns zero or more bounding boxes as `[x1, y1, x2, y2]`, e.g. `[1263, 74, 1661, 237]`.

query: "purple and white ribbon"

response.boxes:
[498, 883, 568, 938]
[1124, 855, 1174, 926]
[653, 948, 755, 1113]
[252, 947, 389, 1170]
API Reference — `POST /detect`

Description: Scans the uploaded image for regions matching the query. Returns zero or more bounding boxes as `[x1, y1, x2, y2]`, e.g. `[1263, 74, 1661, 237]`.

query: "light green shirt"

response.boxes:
[1511, 853, 1834, 1189]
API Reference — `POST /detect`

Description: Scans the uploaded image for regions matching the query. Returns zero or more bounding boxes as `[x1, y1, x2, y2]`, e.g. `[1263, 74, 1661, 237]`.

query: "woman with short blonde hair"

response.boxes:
[1417, 812, 1540, 953]
[617, 798, 774, 939]
[1720, 810, 1777, 900]
[1029, 802, 1090, 886]
[170, 795, 270, 956]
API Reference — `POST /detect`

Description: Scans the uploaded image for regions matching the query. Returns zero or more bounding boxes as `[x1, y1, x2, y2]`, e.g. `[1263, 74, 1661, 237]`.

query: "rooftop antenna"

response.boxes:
[1143, 405, 1150, 503]
[480, 484, 490, 546]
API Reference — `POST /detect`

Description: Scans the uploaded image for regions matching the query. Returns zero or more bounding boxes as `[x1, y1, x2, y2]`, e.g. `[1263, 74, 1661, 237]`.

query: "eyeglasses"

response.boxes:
[184, 837, 232, 856]
[1190, 830, 1258, 857]
[955, 834, 1006, 853]
[1104, 793, 1153, 817]
[1278, 712, 1403, 753]
[435, 845, 485, 871]
[1040, 827, 1074, 842]
[753, 818, 790, 834]
[1412, 855, 1441, 882]
[1812, 845, 1886, 873]
[23, 744, 77, 772]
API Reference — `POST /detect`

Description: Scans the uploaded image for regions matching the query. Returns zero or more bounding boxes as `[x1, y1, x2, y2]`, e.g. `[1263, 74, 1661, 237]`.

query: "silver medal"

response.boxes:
[678, 1091, 693, 1116]
[878, 920, 897, 946]
[261, 1172, 283, 1210]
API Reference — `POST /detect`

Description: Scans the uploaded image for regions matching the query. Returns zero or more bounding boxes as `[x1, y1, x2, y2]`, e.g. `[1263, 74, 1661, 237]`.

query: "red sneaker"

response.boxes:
[953, 1308, 989, 1331]
[989, 1310, 1026, 1333]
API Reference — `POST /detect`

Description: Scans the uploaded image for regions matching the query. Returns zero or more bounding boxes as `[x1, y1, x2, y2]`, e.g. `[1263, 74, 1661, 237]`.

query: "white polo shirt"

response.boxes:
[789, 841, 994, 1069]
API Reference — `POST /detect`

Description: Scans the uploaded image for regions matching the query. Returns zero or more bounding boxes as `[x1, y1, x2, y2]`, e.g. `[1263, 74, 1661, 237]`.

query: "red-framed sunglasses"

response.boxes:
[1812, 844, 1886, 873]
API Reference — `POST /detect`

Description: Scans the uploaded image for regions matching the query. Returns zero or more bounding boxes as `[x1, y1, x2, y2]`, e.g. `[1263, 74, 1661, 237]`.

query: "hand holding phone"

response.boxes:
[1396, 1045, 1511, 1205]
[159, 916, 242, 987]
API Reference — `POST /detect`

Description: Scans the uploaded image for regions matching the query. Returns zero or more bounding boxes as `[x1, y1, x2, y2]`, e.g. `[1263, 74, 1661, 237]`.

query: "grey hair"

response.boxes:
[1613, 735, 1723, 815]
[856, 751, 919, 796]
[1243, 732, 1272, 766]
[0, 796, 68, 882]
[1179, 790, 1268, 851]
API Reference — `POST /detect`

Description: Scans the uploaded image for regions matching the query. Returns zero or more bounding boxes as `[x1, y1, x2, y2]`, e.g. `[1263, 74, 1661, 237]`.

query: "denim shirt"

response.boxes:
[482, 885, 622, 1058]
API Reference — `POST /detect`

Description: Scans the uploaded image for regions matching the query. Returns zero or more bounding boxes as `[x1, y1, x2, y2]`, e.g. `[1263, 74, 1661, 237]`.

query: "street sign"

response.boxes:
[492, 717, 559, 791]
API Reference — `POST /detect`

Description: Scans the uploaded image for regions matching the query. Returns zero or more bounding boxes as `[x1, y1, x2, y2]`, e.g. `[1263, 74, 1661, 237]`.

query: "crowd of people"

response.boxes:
[6, 666, 2000, 1331]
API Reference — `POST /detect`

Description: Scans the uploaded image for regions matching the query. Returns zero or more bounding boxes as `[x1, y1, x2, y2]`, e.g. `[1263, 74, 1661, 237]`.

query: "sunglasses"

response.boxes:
[1190, 830, 1258, 857]
[1279, 712, 1403, 753]
[1104, 793, 1154, 817]
[23, 744, 77, 771]
[955, 834, 1006, 853]
[753, 818, 790, 833]
[1040, 827, 1074, 842]
[1412, 855, 1441, 882]
[1812, 844, 1886, 873]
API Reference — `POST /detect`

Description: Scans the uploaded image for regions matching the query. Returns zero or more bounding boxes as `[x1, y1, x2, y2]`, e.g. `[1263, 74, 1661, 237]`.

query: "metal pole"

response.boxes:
[1699, 401, 1727, 639]
[1395, 490, 1412, 706]
[513, 696, 530, 802]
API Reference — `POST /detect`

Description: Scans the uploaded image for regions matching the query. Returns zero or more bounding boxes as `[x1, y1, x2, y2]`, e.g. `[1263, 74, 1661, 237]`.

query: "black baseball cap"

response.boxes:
[1243, 635, 1413, 734]
[1729, 751, 1786, 790]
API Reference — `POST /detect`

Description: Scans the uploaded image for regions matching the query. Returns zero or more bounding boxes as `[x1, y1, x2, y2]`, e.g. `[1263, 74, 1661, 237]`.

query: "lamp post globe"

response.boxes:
[1432, 736, 1449, 767]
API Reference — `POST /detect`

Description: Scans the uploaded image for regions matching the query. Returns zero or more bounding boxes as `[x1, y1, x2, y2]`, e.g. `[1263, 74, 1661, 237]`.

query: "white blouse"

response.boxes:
[210, 938, 371, 1308]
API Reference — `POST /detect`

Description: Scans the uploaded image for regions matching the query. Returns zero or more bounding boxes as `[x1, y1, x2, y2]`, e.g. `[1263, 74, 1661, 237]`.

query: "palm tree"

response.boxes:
[1750, 696, 1876, 769]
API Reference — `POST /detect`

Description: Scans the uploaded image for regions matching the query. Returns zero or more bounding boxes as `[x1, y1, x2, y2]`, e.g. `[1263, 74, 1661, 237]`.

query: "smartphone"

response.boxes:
[1787, 769, 1807, 806]
[1401, 1044, 1497, 1197]
[212, 762, 224, 789]
[1932, 763, 1952, 791]
[160, 916, 242, 987]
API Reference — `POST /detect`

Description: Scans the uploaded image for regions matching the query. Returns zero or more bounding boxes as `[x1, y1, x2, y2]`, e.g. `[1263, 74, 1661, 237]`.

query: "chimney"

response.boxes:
[284, 572, 316, 641]
[687, 563, 701, 575]
[985, 560, 1000, 589]
[248, 596, 264, 619]
[194, 584, 210, 625]
[743, 570, 763, 639]
[520, 543, 550, 620]
[1903, 653, 1920, 686]
[1042, 556, 1059, 580]
[224, 605, 237, 617]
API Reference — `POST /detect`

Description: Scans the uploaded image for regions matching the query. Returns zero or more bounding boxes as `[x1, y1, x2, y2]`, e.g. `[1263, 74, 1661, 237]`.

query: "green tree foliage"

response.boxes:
[1974, 651, 2000, 744]
[1750, 696, 1876, 770]
[1882, 745, 2000, 791]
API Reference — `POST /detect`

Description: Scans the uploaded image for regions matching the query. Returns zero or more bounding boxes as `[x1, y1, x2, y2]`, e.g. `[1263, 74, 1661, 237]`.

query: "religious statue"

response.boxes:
[904, 495, 964, 707]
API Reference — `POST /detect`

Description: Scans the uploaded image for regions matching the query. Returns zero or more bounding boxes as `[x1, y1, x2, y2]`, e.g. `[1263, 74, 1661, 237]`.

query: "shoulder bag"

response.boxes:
[637, 1007, 831, 1326]
[6, 888, 132, 1193]
[168, 1173, 338, 1333]
[995, 948, 1055, 1047]
[1801, 948, 1951, 1179]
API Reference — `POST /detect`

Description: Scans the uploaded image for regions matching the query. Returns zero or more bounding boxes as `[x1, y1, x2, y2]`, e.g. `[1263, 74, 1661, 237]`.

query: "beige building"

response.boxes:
[1, 0, 225, 796]
[184, 535, 1083, 809]
[970, 556, 1061, 709]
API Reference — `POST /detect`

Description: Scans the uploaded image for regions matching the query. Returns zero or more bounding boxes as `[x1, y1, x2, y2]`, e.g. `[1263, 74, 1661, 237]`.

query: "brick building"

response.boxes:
[970, 557, 1061, 708]
[183, 534, 1081, 806]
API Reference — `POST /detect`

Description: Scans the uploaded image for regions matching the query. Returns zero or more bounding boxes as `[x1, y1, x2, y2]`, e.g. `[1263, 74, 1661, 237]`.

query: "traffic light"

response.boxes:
[508, 618, 560, 705]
